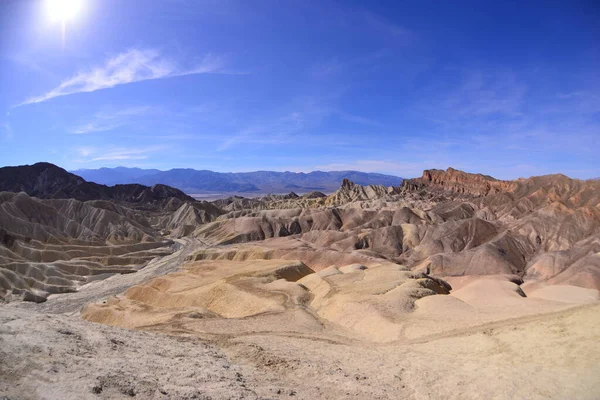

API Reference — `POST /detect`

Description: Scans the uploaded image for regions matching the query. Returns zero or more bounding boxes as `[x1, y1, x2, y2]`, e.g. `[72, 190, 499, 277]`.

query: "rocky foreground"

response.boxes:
[1, 163, 599, 399]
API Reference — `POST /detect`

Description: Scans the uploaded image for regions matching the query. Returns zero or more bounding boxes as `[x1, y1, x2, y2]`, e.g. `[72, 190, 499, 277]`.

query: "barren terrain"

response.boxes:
[1, 164, 599, 399]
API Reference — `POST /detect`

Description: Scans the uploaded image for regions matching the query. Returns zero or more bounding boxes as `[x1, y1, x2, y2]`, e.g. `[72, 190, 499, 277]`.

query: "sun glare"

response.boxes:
[45, 0, 83, 23]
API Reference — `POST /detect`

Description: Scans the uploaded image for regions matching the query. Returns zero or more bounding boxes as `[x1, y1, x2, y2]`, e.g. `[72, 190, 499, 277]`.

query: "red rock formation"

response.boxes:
[403, 167, 514, 196]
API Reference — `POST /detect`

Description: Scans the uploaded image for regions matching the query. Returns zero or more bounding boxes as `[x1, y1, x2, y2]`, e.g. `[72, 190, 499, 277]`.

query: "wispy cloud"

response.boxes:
[71, 106, 157, 134]
[414, 68, 531, 143]
[72, 122, 122, 135]
[216, 125, 294, 151]
[4, 52, 54, 77]
[1, 122, 14, 140]
[412, 66, 599, 178]
[362, 11, 414, 43]
[215, 96, 333, 151]
[441, 70, 527, 118]
[216, 94, 382, 151]
[552, 90, 600, 115]
[74, 145, 168, 162]
[310, 59, 343, 78]
[17, 49, 229, 106]
[337, 111, 383, 127]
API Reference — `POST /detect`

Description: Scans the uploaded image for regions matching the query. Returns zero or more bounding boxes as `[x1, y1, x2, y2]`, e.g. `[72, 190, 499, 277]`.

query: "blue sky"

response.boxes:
[0, 0, 598, 179]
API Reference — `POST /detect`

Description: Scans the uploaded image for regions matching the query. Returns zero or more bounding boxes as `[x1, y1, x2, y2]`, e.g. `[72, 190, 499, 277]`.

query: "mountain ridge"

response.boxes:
[72, 166, 404, 195]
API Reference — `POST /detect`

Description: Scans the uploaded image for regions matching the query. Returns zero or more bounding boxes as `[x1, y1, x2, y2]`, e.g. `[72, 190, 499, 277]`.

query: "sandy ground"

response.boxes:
[2, 303, 599, 400]
[223, 303, 600, 399]
[2, 239, 600, 399]
[0, 308, 255, 400]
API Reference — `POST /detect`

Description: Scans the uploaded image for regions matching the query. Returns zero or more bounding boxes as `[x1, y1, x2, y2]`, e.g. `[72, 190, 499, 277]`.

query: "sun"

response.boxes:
[45, 0, 83, 23]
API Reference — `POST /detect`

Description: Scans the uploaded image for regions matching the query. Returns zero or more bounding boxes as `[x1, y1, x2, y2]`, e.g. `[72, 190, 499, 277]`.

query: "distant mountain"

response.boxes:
[0, 162, 194, 204]
[73, 167, 404, 194]
[71, 166, 162, 186]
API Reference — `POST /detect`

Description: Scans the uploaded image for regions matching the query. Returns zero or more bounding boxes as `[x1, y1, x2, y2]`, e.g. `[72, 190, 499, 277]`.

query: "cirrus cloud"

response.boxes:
[17, 49, 230, 106]
[73, 145, 169, 162]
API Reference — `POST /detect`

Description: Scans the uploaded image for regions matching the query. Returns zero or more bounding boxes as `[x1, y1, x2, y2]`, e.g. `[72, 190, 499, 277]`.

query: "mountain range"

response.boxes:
[72, 167, 403, 195]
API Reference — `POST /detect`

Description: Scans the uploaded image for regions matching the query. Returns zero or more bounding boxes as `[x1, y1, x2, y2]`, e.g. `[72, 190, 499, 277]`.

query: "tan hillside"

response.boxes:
[0, 191, 174, 302]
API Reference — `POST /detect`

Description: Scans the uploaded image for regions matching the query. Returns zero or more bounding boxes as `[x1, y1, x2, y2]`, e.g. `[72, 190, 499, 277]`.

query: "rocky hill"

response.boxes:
[0, 163, 218, 303]
[0, 191, 174, 302]
[402, 167, 514, 196]
[178, 168, 600, 293]
[0, 163, 195, 205]
[2, 163, 599, 299]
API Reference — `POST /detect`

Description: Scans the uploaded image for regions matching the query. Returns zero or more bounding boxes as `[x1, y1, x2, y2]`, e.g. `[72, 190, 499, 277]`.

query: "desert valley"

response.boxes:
[1, 162, 598, 399]
[2, 0, 599, 398]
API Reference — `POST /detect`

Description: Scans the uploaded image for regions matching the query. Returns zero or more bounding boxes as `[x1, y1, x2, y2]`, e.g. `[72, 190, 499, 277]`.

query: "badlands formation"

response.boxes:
[1, 163, 599, 399]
